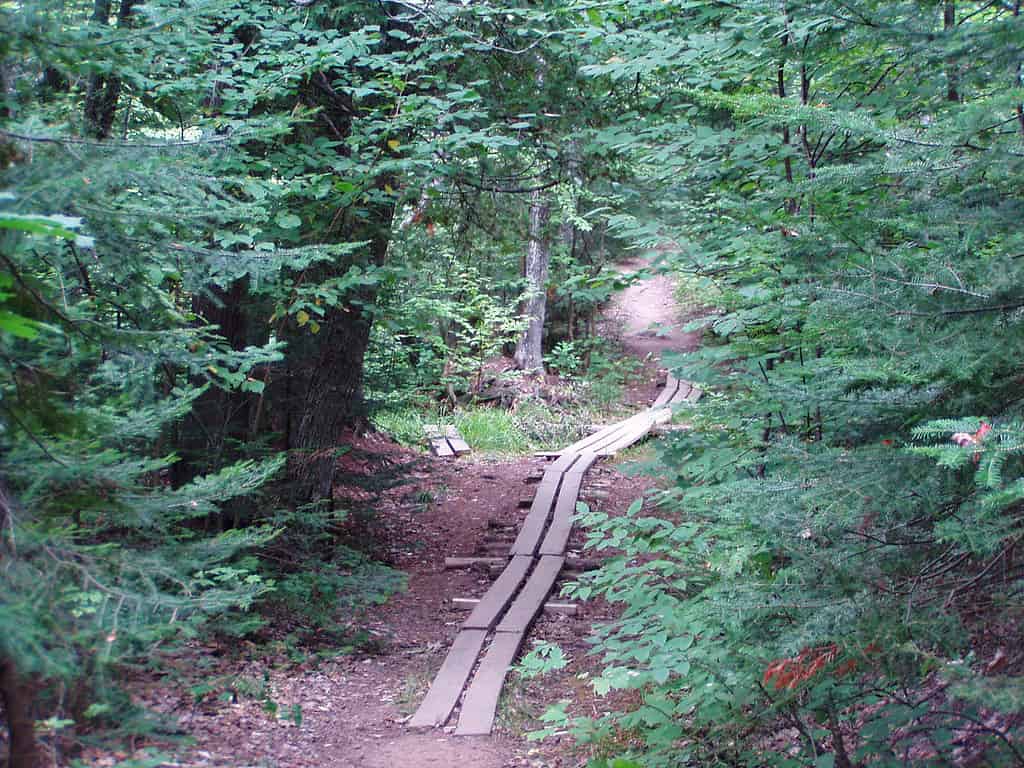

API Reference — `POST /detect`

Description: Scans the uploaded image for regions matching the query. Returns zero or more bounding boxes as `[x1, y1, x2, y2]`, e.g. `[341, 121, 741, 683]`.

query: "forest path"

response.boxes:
[151, 257, 696, 768]
[605, 254, 701, 360]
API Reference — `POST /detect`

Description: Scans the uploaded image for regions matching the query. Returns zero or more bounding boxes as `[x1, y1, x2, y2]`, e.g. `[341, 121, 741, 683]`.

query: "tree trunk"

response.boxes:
[0, 658, 38, 768]
[513, 190, 551, 372]
[289, 227, 391, 505]
[944, 1, 959, 102]
[172, 279, 252, 492]
[83, 0, 135, 139]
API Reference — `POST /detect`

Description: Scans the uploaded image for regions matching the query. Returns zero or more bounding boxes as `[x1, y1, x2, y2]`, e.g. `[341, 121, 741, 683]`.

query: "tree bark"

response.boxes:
[0, 658, 39, 768]
[513, 189, 551, 372]
[944, 1, 959, 102]
[83, 0, 135, 139]
[289, 224, 392, 505]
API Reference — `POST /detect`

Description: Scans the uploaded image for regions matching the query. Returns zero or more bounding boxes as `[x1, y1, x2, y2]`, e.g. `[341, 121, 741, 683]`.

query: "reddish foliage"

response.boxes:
[764, 644, 841, 690]
[764, 642, 881, 691]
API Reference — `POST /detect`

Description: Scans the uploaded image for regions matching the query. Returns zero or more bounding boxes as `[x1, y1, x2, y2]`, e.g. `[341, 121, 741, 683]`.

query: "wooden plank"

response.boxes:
[430, 437, 455, 457]
[547, 450, 582, 474]
[444, 556, 505, 569]
[453, 597, 578, 616]
[557, 413, 639, 455]
[596, 413, 658, 456]
[566, 413, 641, 456]
[497, 555, 565, 633]
[668, 381, 692, 404]
[462, 555, 532, 631]
[509, 475, 560, 555]
[652, 374, 681, 407]
[444, 426, 471, 455]
[564, 450, 598, 477]
[409, 629, 488, 728]
[539, 473, 585, 555]
[686, 385, 702, 403]
[587, 411, 653, 455]
[454, 632, 524, 736]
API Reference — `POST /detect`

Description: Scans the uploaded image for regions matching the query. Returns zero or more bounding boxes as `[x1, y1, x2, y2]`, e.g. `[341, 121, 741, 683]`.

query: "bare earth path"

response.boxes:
[606, 255, 701, 360]
[113, 259, 698, 768]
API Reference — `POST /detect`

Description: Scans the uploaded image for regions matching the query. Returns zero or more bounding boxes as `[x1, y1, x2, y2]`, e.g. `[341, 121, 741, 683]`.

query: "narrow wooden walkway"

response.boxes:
[409, 373, 700, 735]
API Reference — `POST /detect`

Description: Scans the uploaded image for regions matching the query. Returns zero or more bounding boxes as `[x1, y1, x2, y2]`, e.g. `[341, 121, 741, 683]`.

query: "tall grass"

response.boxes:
[371, 404, 533, 455]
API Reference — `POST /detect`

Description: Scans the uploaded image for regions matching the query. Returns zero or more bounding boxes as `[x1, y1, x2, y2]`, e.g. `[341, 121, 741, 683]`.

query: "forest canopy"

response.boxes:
[2, 0, 1023, 766]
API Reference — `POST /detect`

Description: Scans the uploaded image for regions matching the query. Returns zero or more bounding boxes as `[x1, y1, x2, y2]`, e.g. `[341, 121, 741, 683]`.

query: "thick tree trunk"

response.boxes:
[0, 659, 38, 768]
[172, 279, 252, 494]
[513, 190, 551, 372]
[289, 305, 374, 504]
[289, 226, 392, 505]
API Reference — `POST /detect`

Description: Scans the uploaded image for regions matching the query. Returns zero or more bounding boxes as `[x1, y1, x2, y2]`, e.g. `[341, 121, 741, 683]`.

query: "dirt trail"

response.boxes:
[605, 255, 701, 360]
[119, 259, 696, 768]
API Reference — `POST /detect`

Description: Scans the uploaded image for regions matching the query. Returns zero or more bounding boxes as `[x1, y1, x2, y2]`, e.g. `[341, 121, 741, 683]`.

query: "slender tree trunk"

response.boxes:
[1014, 2, 1023, 137]
[778, 4, 797, 214]
[83, 0, 135, 139]
[0, 486, 38, 768]
[944, 1, 959, 102]
[0, 659, 38, 768]
[559, 139, 583, 345]
[514, 189, 551, 372]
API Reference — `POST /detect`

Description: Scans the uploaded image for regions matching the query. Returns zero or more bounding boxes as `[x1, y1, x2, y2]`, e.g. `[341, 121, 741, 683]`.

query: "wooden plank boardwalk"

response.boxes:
[410, 373, 701, 734]
[424, 424, 472, 457]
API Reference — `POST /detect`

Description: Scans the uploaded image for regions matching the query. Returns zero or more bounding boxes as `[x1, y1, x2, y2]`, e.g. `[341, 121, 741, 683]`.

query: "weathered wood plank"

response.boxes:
[588, 411, 654, 455]
[409, 629, 488, 728]
[547, 450, 582, 474]
[444, 556, 505, 569]
[429, 437, 455, 457]
[454, 632, 524, 736]
[462, 555, 532, 631]
[558, 418, 633, 455]
[668, 381, 691, 404]
[525, 469, 545, 484]
[539, 473, 586, 555]
[652, 374, 681, 407]
[685, 385, 702, 403]
[564, 450, 598, 477]
[569, 413, 642, 456]
[453, 597, 578, 615]
[497, 555, 565, 633]
[509, 475, 560, 555]
[445, 426, 471, 455]
[424, 424, 467, 457]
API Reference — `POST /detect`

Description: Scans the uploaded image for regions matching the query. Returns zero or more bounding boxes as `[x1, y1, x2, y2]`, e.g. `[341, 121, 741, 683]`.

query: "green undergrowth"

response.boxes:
[372, 387, 638, 456]
[372, 403, 533, 454]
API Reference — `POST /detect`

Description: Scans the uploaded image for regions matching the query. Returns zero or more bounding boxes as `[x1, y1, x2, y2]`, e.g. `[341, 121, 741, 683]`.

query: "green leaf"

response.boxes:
[0, 310, 41, 339]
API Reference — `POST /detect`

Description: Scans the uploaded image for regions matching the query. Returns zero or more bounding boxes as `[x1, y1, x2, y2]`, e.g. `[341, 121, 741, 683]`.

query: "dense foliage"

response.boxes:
[543, 1, 1024, 766]
[0, 0, 628, 762]
[2, 0, 1022, 765]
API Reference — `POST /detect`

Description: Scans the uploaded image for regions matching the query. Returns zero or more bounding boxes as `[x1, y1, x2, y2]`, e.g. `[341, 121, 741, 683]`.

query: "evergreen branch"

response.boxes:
[894, 302, 1024, 317]
[0, 128, 239, 149]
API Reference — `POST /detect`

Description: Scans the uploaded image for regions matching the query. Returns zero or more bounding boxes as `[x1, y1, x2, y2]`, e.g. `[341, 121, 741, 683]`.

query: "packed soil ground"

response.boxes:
[75, 259, 701, 768]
